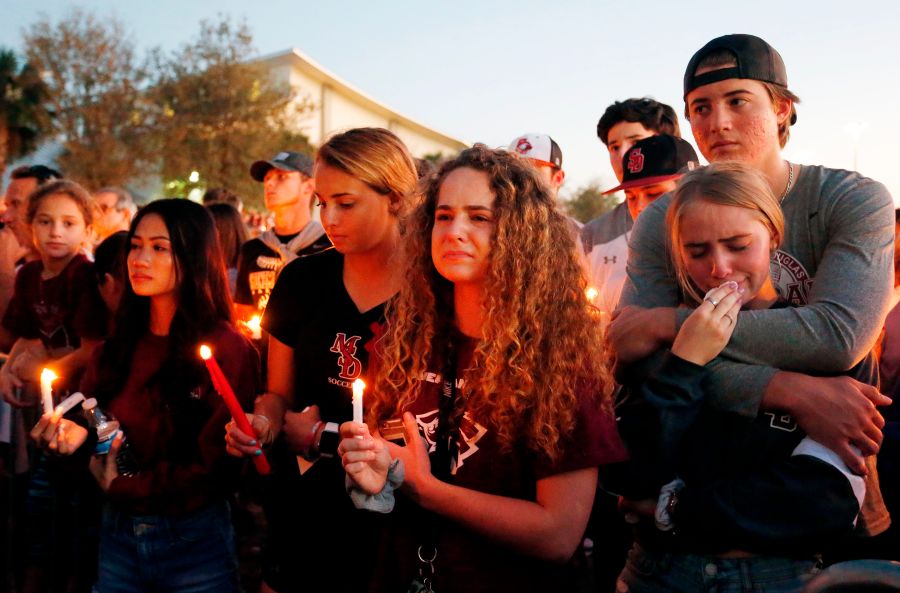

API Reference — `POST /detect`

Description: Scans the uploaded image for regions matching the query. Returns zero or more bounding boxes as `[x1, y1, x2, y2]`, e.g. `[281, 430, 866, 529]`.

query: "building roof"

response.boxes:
[255, 48, 468, 151]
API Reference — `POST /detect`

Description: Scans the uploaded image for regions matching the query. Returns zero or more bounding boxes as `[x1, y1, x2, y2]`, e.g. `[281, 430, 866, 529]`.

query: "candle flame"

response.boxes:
[40, 368, 58, 383]
[199, 345, 212, 360]
[352, 378, 365, 391]
[585, 286, 599, 302]
[247, 315, 261, 331]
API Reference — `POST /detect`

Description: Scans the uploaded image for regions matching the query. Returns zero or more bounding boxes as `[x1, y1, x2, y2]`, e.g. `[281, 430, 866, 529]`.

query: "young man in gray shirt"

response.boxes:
[611, 34, 894, 535]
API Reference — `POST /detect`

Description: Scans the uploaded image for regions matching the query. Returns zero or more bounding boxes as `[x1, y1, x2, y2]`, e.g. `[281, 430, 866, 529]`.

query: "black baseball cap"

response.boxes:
[684, 34, 796, 125]
[250, 151, 314, 182]
[603, 135, 699, 194]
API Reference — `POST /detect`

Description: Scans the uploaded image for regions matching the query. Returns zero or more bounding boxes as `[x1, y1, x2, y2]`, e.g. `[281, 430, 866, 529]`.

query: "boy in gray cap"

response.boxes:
[235, 151, 331, 319]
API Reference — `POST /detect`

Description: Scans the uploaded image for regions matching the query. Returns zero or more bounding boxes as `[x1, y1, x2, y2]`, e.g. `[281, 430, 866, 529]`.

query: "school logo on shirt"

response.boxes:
[415, 408, 488, 474]
[330, 333, 363, 380]
[770, 250, 813, 306]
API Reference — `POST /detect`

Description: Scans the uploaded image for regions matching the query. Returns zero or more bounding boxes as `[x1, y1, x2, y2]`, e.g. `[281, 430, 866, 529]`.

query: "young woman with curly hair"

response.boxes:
[338, 145, 627, 593]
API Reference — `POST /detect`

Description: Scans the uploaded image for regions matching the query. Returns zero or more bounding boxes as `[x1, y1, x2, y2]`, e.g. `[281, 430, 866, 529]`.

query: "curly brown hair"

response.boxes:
[370, 145, 613, 462]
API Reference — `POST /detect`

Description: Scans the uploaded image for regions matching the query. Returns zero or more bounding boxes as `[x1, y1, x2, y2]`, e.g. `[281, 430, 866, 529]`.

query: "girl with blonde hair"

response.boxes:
[225, 127, 418, 592]
[338, 145, 626, 593]
[614, 162, 876, 593]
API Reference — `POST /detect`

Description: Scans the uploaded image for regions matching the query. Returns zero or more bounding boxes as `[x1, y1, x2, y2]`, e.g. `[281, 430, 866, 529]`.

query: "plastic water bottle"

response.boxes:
[82, 398, 137, 476]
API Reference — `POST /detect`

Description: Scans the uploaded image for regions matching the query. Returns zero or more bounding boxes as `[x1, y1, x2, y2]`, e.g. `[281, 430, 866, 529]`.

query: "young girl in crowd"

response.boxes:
[337, 145, 627, 593]
[0, 179, 107, 404]
[33, 199, 259, 593]
[225, 127, 418, 593]
[0, 180, 107, 593]
[613, 162, 877, 592]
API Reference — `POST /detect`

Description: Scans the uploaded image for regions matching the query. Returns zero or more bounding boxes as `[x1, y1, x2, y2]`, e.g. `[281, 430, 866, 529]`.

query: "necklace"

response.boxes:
[780, 162, 795, 201]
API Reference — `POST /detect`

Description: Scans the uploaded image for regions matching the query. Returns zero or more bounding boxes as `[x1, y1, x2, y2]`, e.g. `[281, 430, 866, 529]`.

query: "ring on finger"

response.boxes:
[704, 295, 720, 307]
[724, 313, 735, 325]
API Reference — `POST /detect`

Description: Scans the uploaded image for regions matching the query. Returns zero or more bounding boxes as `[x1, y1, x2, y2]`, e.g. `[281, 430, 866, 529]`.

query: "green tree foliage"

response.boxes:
[23, 9, 151, 188]
[0, 48, 51, 179]
[148, 17, 313, 207]
[562, 182, 621, 224]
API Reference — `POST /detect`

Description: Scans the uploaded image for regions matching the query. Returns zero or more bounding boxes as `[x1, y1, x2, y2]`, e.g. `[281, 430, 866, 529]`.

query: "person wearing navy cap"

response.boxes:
[585, 134, 697, 320]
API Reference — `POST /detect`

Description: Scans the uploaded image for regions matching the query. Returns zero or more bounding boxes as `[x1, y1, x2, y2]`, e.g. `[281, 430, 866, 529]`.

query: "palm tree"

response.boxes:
[0, 48, 51, 179]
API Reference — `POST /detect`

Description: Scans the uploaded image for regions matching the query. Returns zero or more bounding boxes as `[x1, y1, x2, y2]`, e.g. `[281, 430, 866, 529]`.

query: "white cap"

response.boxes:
[507, 133, 563, 169]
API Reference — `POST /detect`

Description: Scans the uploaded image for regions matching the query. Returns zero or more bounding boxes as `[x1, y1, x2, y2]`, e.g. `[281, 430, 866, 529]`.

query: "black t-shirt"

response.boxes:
[260, 248, 388, 591]
[263, 248, 385, 416]
[234, 232, 331, 312]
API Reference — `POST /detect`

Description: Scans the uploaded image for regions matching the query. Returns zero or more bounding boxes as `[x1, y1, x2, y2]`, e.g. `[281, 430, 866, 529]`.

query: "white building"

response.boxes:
[257, 48, 467, 159]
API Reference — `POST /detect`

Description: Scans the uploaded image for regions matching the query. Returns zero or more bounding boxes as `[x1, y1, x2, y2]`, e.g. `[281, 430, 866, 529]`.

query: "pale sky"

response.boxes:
[3, 0, 899, 204]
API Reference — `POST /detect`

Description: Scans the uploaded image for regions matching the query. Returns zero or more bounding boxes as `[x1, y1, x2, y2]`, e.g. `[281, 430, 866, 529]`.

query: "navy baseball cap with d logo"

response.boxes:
[603, 135, 699, 195]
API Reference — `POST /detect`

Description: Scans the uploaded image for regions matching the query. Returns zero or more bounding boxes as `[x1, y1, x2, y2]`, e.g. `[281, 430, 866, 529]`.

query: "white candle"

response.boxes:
[352, 378, 365, 425]
[247, 315, 262, 340]
[40, 368, 57, 415]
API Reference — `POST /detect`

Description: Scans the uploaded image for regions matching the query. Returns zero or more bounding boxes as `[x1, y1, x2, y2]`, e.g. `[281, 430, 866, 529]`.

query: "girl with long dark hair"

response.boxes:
[33, 198, 259, 593]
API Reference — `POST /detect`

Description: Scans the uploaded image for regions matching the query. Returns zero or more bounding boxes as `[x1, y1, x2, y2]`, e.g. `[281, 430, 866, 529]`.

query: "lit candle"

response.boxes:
[352, 378, 365, 425]
[40, 368, 57, 415]
[246, 315, 262, 340]
[199, 344, 270, 475]
[585, 286, 599, 303]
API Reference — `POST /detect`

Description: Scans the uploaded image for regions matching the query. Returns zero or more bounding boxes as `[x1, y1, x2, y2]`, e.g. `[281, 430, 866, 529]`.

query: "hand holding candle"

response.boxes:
[40, 368, 57, 416]
[199, 344, 270, 475]
[246, 315, 262, 341]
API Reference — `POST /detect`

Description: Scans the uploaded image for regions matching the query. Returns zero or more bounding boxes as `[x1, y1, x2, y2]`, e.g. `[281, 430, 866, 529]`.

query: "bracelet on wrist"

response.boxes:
[305, 420, 323, 460]
[255, 414, 274, 447]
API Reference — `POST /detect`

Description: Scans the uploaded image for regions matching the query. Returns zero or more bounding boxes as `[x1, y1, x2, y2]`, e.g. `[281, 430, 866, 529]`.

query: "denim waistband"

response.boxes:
[103, 499, 231, 538]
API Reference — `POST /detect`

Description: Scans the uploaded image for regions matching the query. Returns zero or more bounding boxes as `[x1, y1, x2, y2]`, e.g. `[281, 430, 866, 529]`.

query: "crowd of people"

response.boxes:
[0, 32, 898, 593]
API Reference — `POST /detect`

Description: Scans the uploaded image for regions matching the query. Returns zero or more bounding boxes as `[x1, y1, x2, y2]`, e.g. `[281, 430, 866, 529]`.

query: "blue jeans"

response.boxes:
[94, 501, 240, 593]
[617, 544, 821, 593]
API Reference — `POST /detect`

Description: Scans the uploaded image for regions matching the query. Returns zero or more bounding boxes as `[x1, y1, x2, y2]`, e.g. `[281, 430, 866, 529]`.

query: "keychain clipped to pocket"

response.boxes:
[406, 545, 437, 593]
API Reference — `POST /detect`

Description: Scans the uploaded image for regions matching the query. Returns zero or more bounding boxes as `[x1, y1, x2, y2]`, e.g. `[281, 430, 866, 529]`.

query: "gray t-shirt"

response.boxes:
[621, 164, 895, 416]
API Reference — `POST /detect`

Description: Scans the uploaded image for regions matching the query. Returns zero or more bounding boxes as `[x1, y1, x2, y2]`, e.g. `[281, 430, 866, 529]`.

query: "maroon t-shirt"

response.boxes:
[80, 323, 260, 515]
[374, 336, 627, 593]
[2, 254, 108, 355]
